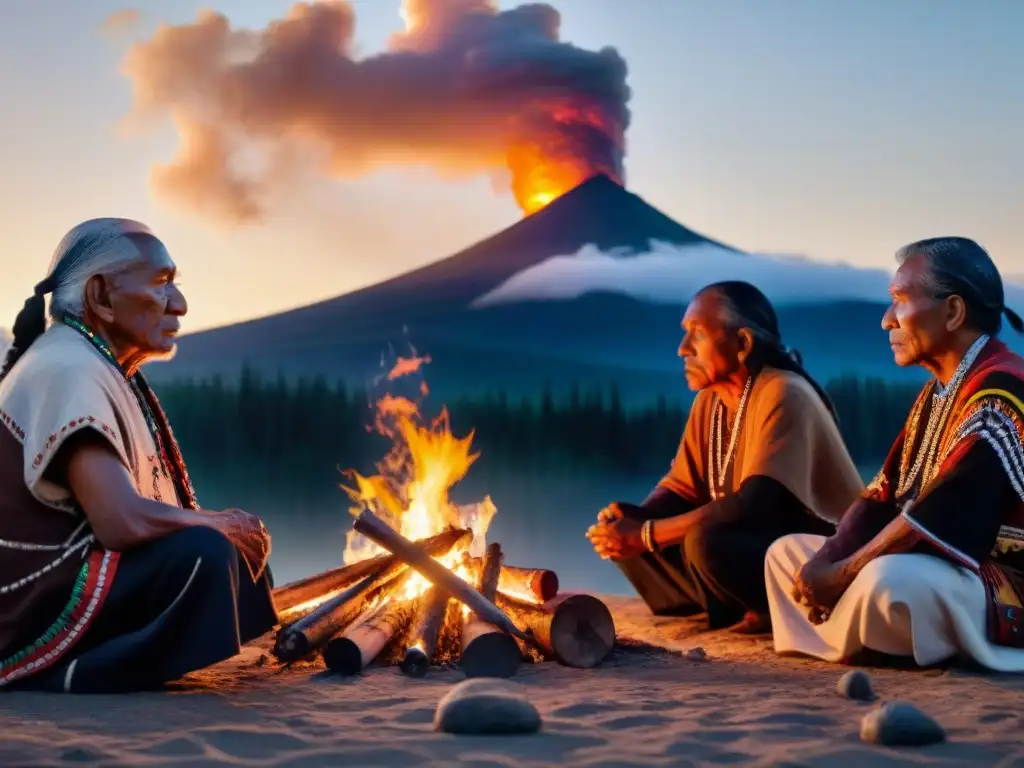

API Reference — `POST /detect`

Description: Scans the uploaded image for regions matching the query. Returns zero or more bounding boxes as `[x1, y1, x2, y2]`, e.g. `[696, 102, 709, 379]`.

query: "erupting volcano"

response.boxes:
[120, 0, 630, 220]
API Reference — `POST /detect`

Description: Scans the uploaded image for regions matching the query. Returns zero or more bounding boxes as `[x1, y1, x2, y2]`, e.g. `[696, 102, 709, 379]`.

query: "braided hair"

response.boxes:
[895, 237, 1024, 336]
[699, 280, 839, 423]
[0, 218, 158, 382]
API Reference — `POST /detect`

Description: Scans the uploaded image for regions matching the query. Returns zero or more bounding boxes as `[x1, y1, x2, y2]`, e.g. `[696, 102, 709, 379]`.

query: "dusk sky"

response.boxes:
[1, 0, 1020, 332]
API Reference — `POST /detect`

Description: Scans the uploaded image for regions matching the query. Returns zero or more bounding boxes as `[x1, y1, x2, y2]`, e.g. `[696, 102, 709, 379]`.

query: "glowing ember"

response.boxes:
[387, 354, 431, 381]
[342, 357, 497, 602]
[279, 588, 347, 621]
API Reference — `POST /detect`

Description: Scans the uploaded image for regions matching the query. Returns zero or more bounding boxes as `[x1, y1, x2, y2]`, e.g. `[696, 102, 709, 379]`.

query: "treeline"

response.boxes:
[153, 367, 921, 497]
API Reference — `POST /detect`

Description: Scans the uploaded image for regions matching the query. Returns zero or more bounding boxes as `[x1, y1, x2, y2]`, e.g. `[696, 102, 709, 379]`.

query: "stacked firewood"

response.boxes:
[270, 511, 616, 678]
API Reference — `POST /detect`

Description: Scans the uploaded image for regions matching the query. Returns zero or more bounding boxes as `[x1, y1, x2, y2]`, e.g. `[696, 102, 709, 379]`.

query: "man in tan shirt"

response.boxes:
[588, 281, 863, 633]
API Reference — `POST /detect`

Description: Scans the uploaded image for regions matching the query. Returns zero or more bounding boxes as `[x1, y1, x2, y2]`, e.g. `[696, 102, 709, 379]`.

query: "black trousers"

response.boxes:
[616, 503, 834, 628]
[17, 526, 278, 693]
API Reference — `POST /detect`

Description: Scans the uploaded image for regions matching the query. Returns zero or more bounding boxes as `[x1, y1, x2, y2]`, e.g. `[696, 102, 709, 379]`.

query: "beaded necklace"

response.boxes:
[708, 376, 753, 501]
[895, 333, 989, 499]
[60, 316, 198, 510]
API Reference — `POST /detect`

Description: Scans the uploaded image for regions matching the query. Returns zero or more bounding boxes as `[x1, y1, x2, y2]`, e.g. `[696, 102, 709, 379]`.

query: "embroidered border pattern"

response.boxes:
[949, 398, 1024, 499]
[945, 395, 1024, 555]
[30, 416, 120, 470]
[0, 408, 25, 441]
[0, 549, 119, 687]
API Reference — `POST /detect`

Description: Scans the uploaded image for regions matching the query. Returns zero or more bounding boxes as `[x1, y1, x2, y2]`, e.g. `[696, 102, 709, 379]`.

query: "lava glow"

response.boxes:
[342, 356, 496, 601]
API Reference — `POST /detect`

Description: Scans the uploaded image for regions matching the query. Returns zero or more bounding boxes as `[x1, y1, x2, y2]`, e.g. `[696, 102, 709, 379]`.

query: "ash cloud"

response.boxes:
[472, 240, 1024, 309]
[119, 0, 630, 222]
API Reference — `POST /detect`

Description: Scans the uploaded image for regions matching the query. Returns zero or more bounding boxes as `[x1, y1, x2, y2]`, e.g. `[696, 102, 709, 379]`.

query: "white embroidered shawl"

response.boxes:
[0, 324, 181, 512]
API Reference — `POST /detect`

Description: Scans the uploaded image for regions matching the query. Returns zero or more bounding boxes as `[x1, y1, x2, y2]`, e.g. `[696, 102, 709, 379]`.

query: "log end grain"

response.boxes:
[460, 632, 522, 679]
[549, 594, 616, 668]
[535, 570, 559, 602]
[322, 637, 364, 676]
[400, 646, 431, 678]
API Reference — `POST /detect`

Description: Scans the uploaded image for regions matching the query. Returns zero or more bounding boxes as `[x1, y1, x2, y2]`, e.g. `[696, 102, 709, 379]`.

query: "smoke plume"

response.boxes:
[120, 0, 630, 223]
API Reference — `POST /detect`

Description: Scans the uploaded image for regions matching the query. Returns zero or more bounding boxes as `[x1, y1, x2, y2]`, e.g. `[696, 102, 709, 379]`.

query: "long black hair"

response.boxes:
[895, 237, 1024, 336]
[699, 280, 839, 423]
[0, 276, 55, 383]
[1, 222, 159, 383]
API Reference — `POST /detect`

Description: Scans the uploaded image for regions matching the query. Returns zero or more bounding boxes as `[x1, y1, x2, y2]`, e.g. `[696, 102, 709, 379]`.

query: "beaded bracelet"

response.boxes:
[641, 519, 658, 553]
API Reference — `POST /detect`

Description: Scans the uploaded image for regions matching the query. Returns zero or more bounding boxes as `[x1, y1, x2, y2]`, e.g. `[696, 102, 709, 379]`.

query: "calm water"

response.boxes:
[198, 464, 879, 594]
[197, 469, 655, 595]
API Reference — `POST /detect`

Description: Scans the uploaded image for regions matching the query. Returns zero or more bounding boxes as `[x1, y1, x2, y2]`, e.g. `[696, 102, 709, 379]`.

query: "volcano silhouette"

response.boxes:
[160, 174, 904, 401]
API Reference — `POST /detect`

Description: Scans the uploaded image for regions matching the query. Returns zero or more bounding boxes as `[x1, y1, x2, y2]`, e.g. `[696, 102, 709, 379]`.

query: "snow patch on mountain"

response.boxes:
[471, 241, 896, 308]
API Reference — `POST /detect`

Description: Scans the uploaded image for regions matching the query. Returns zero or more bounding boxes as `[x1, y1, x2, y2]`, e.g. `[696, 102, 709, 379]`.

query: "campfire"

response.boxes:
[269, 358, 616, 678]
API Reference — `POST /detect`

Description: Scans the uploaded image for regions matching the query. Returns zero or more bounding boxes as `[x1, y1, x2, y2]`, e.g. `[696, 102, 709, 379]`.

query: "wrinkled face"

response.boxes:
[881, 254, 958, 367]
[678, 291, 743, 391]
[98, 237, 187, 359]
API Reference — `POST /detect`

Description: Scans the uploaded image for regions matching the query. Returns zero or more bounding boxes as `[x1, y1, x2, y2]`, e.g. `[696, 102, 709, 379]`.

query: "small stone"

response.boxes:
[685, 647, 707, 661]
[435, 678, 542, 735]
[860, 701, 946, 746]
[837, 670, 876, 701]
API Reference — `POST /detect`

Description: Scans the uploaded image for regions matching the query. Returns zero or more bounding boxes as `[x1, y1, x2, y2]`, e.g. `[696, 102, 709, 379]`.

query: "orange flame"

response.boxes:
[342, 356, 497, 601]
[387, 354, 431, 381]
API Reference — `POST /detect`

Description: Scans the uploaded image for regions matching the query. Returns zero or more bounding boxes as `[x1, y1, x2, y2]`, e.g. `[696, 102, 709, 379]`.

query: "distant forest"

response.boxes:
[154, 367, 921, 499]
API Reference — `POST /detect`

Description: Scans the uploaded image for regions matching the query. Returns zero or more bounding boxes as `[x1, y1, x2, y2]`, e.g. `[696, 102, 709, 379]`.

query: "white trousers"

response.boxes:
[765, 534, 1024, 671]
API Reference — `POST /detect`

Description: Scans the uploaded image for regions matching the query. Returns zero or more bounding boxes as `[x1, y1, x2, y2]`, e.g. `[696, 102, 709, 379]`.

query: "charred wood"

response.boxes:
[399, 587, 449, 678]
[460, 543, 521, 678]
[272, 527, 468, 621]
[322, 590, 419, 675]
[353, 511, 530, 642]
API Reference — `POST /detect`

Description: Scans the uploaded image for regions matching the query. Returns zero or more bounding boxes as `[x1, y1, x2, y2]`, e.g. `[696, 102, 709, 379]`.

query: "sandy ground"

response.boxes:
[2, 596, 1023, 767]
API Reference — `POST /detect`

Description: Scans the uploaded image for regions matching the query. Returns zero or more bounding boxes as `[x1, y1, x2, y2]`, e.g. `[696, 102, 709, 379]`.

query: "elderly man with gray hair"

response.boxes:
[0, 218, 276, 693]
[766, 236, 1024, 671]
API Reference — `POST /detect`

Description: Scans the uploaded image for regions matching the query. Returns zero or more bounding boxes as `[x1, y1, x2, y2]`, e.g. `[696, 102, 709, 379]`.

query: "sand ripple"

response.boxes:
[1, 596, 1022, 766]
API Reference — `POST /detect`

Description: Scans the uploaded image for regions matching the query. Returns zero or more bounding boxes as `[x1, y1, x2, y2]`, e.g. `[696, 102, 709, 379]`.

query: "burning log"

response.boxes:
[273, 527, 469, 620]
[322, 588, 420, 676]
[399, 587, 449, 678]
[273, 568, 403, 662]
[464, 559, 559, 603]
[353, 510, 532, 643]
[460, 543, 521, 678]
[273, 528, 469, 662]
[496, 593, 616, 669]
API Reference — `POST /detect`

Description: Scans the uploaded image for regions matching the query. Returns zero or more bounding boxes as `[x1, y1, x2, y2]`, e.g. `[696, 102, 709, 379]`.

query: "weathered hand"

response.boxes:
[791, 560, 819, 605]
[597, 503, 625, 525]
[806, 604, 830, 625]
[587, 516, 646, 561]
[792, 557, 851, 621]
[216, 508, 271, 578]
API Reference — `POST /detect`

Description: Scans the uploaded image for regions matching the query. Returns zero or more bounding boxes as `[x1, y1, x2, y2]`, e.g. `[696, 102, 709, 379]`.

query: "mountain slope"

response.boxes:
[164, 175, 733, 375]
[157, 176, 922, 399]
